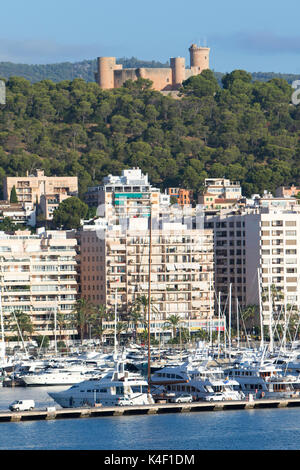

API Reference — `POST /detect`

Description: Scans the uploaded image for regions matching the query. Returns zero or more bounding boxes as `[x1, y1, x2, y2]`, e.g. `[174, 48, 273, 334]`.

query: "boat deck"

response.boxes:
[1, 397, 300, 422]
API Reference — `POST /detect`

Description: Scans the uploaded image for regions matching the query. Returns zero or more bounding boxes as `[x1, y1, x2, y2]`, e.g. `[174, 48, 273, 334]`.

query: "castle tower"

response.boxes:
[189, 43, 210, 73]
[96, 57, 117, 89]
[170, 57, 186, 89]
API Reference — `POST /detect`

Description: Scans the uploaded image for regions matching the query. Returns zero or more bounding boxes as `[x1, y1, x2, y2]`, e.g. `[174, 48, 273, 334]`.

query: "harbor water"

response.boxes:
[1, 386, 300, 450]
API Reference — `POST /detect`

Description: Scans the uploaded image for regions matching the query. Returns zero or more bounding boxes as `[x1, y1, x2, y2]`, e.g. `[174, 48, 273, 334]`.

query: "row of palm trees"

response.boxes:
[3, 296, 204, 346]
[5, 298, 299, 348]
[72, 296, 183, 345]
[2, 296, 164, 346]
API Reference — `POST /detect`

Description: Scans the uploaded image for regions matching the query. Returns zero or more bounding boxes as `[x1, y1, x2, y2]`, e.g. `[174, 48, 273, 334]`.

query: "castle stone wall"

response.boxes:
[96, 44, 210, 91]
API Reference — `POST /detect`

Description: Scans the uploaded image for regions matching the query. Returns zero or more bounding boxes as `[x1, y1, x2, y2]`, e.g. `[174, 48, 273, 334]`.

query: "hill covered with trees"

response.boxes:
[0, 69, 298, 200]
[0, 58, 300, 85]
[0, 58, 170, 84]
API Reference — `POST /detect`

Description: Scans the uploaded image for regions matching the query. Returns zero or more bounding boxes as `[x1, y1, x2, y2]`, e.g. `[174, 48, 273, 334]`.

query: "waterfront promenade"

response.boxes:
[2, 396, 300, 422]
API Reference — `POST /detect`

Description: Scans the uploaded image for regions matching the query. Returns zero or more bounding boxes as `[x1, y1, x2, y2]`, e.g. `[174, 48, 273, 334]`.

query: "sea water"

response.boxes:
[0, 386, 300, 450]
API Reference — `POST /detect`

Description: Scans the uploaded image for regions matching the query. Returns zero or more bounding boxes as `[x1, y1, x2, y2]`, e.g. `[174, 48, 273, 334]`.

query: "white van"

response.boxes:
[9, 400, 35, 411]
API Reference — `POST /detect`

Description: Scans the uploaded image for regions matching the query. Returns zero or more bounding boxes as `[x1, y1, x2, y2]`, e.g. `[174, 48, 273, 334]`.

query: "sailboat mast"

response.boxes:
[236, 297, 240, 350]
[258, 267, 264, 350]
[0, 287, 4, 344]
[114, 286, 118, 356]
[0, 286, 5, 363]
[54, 300, 58, 356]
[268, 266, 273, 353]
[218, 291, 221, 358]
[147, 207, 152, 394]
[228, 283, 232, 360]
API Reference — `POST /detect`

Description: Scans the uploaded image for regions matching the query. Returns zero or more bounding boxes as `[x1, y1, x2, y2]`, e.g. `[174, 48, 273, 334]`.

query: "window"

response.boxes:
[285, 221, 296, 226]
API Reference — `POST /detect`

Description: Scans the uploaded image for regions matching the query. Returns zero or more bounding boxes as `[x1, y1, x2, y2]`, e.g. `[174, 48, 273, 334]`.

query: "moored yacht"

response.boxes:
[20, 366, 104, 386]
[224, 361, 300, 399]
[150, 363, 244, 401]
[48, 361, 154, 408]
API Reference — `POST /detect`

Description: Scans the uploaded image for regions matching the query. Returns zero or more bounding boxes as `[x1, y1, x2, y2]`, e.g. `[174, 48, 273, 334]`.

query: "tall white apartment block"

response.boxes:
[259, 210, 300, 323]
[85, 168, 169, 220]
[0, 230, 78, 340]
[205, 202, 300, 326]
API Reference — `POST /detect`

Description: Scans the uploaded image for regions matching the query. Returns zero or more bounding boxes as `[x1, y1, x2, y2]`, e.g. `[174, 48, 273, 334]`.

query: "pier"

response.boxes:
[1, 397, 300, 422]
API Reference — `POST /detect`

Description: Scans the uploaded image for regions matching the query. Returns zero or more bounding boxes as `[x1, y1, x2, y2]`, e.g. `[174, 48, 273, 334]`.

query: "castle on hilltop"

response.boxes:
[95, 43, 210, 92]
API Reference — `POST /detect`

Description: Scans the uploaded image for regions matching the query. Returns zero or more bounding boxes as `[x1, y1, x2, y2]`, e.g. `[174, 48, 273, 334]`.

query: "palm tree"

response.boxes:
[49, 310, 70, 342]
[56, 311, 70, 341]
[128, 309, 144, 343]
[164, 314, 182, 339]
[10, 310, 34, 347]
[116, 321, 127, 345]
[90, 304, 108, 344]
[131, 295, 159, 341]
[194, 328, 209, 342]
[133, 295, 148, 323]
[71, 298, 94, 343]
[241, 305, 258, 336]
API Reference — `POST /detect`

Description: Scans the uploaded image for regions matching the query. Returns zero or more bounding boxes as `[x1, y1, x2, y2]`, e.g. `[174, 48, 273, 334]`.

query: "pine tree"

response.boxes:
[10, 185, 18, 203]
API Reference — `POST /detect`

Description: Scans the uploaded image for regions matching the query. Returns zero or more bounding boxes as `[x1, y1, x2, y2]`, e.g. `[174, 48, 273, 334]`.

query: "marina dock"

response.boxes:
[1, 397, 300, 422]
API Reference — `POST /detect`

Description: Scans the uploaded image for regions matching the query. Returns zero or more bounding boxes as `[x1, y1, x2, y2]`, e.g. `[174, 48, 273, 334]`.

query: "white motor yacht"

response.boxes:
[18, 359, 108, 386]
[224, 360, 300, 399]
[48, 361, 154, 408]
[20, 366, 104, 386]
[150, 363, 244, 401]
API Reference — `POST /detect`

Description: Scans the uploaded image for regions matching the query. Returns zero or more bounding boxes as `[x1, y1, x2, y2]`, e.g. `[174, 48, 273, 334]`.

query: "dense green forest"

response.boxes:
[0, 69, 299, 201]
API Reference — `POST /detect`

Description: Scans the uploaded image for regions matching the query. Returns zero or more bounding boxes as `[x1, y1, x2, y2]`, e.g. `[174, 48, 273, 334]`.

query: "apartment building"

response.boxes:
[0, 229, 78, 340]
[200, 194, 243, 211]
[3, 170, 78, 218]
[40, 192, 71, 221]
[205, 212, 250, 308]
[84, 168, 169, 220]
[259, 210, 300, 324]
[0, 201, 36, 227]
[167, 188, 194, 206]
[275, 185, 300, 198]
[202, 178, 242, 200]
[205, 198, 300, 327]
[78, 215, 216, 334]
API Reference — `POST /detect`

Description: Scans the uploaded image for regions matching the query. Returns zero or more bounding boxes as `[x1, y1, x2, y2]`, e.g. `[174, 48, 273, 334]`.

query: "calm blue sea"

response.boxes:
[0, 386, 300, 450]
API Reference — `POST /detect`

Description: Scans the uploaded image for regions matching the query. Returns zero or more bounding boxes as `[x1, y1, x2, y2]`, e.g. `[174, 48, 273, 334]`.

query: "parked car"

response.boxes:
[204, 393, 226, 402]
[9, 400, 35, 411]
[171, 394, 193, 403]
[117, 397, 133, 406]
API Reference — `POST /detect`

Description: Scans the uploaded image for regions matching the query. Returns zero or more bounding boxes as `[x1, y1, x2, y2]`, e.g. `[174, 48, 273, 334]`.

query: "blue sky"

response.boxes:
[1, 0, 300, 73]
